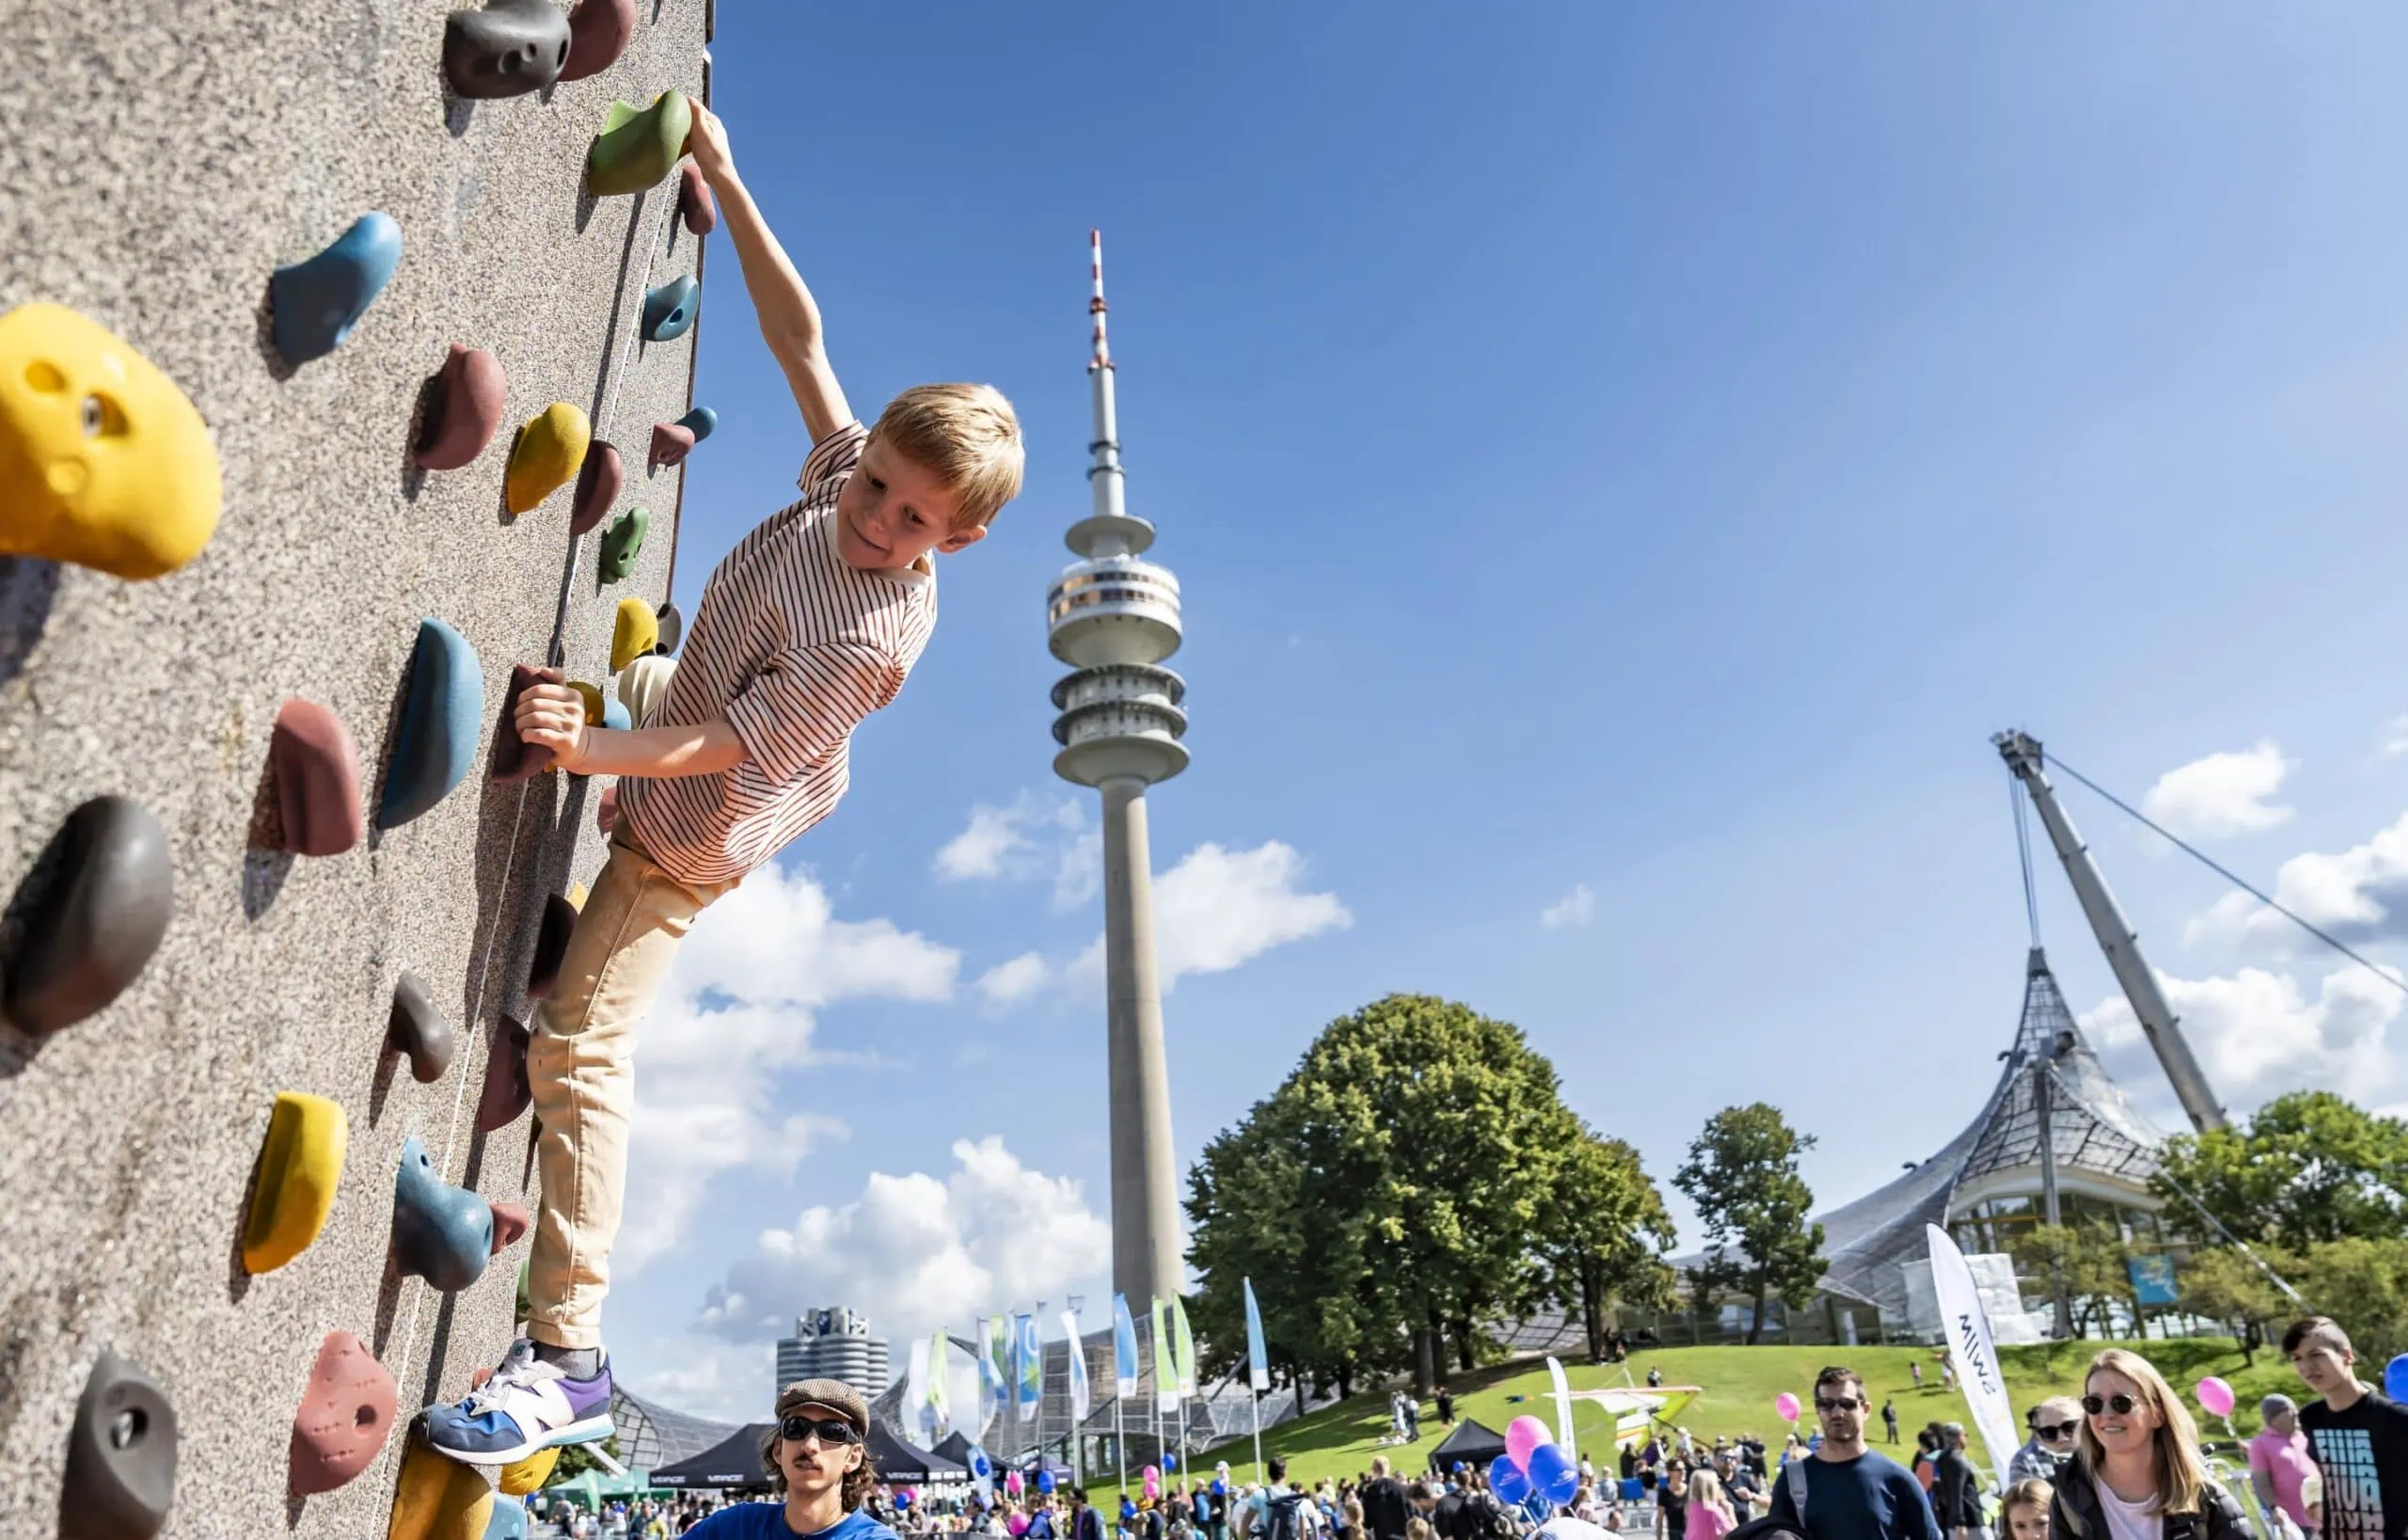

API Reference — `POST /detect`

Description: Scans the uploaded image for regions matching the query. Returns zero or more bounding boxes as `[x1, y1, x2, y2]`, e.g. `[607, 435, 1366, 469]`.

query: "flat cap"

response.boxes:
[776, 1378, 869, 1436]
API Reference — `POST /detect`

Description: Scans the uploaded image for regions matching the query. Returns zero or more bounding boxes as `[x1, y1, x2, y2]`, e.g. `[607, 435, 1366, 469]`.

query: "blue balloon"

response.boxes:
[2388, 1355, 2408, 1402]
[1527, 1444, 1578, 1507]
[1039, 1472, 1056, 1494]
[1122, 1500, 1138, 1520]
[1212, 1481, 1228, 1498]
[896, 1492, 913, 1510]
[1489, 1455, 1532, 1506]
[1165, 1454, 1179, 1470]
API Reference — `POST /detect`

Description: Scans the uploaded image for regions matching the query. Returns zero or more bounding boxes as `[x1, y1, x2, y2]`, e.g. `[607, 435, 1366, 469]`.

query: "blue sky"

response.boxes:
[610, 5, 2408, 1420]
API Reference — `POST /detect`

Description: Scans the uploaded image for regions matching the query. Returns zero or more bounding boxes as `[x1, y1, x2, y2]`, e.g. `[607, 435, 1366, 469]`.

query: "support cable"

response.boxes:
[2013, 775, 2043, 950]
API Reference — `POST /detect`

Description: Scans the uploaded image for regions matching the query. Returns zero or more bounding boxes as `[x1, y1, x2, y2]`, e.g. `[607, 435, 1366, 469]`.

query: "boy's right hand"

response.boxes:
[686, 102, 735, 187]
[514, 670, 593, 774]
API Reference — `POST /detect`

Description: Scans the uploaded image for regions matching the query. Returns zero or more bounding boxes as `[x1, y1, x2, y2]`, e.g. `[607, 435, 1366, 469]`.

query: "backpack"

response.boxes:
[1719, 1466, 1813, 1540]
[1465, 1495, 1517, 1540]
[1265, 1494, 1307, 1540]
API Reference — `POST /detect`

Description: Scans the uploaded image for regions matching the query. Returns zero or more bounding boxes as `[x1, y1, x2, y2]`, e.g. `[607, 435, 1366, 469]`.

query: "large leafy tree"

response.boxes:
[2152, 1091, 2408, 1249]
[1536, 1130, 1678, 1361]
[1672, 1103, 1828, 1343]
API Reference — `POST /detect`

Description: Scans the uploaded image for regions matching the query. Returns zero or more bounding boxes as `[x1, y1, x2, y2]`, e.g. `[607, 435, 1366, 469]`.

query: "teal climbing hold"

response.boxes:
[376, 619, 484, 829]
[391, 1135, 493, 1293]
[271, 214, 403, 365]
[674, 405, 716, 442]
[603, 695, 631, 730]
[641, 277, 697, 343]
[597, 507, 645, 583]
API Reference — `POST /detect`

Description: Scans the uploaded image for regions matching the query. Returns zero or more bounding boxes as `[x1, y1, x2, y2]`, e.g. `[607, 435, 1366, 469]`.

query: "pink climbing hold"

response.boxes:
[560, 0, 637, 82]
[596, 783, 618, 835]
[473, 1019, 531, 1134]
[571, 441, 624, 536]
[678, 165, 718, 235]
[289, 1331, 396, 1497]
[412, 345, 507, 471]
[649, 421, 695, 468]
[490, 664, 561, 783]
[488, 1200, 531, 1254]
[269, 699, 366, 857]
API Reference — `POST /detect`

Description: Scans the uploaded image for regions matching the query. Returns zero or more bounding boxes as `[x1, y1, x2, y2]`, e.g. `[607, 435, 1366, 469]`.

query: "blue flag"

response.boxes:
[1113, 1293, 1140, 1397]
[1244, 1278, 1269, 1392]
[1016, 1312, 1042, 1421]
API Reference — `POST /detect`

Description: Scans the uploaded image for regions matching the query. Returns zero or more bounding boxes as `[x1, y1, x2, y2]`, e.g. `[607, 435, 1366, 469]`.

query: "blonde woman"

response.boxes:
[2050, 1350, 2249, 1540]
[1684, 1470, 1736, 1540]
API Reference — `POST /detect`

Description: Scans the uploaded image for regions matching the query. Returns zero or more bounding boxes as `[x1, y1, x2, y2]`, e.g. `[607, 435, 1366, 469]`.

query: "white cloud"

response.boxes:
[1541, 882, 1594, 929]
[2182, 809, 2408, 954]
[695, 1136, 1113, 1354]
[2079, 962, 2405, 1119]
[934, 804, 1032, 881]
[2383, 717, 2408, 758]
[975, 952, 1051, 1005]
[2138, 741, 2294, 841]
[625, 1339, 778, 1425]
[616, 863, 962, 1274]
[934, 794, 1099, 911]
[1069, 840, 1352, 992]
[1054, 825, 1103, 910]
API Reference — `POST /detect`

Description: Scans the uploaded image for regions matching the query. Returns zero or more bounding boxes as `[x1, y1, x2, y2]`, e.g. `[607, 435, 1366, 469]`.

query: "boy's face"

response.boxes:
[2289, 1338, 2353, 1398]
[835, 437, 988, 571]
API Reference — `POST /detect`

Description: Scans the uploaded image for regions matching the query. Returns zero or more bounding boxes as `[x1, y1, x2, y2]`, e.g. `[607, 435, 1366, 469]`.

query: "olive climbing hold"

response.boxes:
[653, 601, 682, 658]
[597, 507, 646, 582]
[61, 1348, 178, 1540]
[675, 405, 717, 443]
[376, 618, 483, 829]
[569, 440, 622, 535]
[490, 663, 560, 783]
[678, 164, 718, 235]
[527, 894, 578, 1000]
[641, 276, 698, 343]
[0, 304, 222, 580]
[4, 795, 172, 1038]
[474, 1019, 531, 1133]
[269, 699, 365, 857]
[442, 0, 571, 101]
[498, 1446, 560, 1497]
[388, 970, 453, 1084]
[503, 403, 591, 515]
[391, 1135, 493, 1291]
[387, 1436, 493, 1540]
[289, 1331, 395, 1497]
[610, 596, 657, 671]
[647, 421, 694, 469]
[241, 1091, 348, 1275]
[560, 0, 636, 82]
[488, 1199, 531, 1255]
[566, 679, 607, 730]
[271, 214, 403, 366]
[413, 344, 507, 471]
[585, 89, 691, 197]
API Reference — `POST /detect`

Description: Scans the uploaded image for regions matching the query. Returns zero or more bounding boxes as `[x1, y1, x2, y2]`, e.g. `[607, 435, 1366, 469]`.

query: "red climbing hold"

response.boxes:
[289, 1331, 395, 1497]
[649, 421, 695, 468]
[570, 441, 624, 536]
[473, 1019, 531, 1134]
[413, 345, 507, 471]
[489, 664, 560, 783]
[560, 0, 637, 82]
[678, 165, 719, 235]
[526, 893, 578, 999]
[269, 699, 365, 857]
[489, 1199, 531, 1254]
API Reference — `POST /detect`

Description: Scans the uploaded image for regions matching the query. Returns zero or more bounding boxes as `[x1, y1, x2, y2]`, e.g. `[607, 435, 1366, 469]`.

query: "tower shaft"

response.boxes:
[1101, 776, 1182, 1304]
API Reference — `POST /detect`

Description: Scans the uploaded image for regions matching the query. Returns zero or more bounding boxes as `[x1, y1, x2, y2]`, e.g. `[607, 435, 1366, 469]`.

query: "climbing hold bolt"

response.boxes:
[498, 1447, 560, 1497]
[376, 618, 483, 829]
[642, 276, 698, 344]
[4, 795, 172, 1037]
[490, 663, 562, 783]
[653, 601, 683, 657]
[269, 699, 365, 857]
[271, 214, 403, 366]
[598, 507, 646, 582]
[289, 1331, 395, 1497]
[560, 0, 637, 82]
[647, 421, 695, 469]
[241, 1091, 348, 1275]
[473, 1019, 531, 1133]
[388, 970, 454, 1084]
[503, 402, 591, 515]
[585, 89, 692, 197]
[413, 344, 507, 471]
[442, 0, 571, 101]
[526, 895, 578, 1000]
[569, 440, 623, 535]
[61, 1349, 178, 1540]
[488, 1199, 531, 1255]
[387, 1435, 493, 1540]
[675, 405, 717, 443]
[677, 164, 718, 235]
[0, 304, 222, 580]
[391, 1135, 493, 1291]
[610, 596, 658, 671]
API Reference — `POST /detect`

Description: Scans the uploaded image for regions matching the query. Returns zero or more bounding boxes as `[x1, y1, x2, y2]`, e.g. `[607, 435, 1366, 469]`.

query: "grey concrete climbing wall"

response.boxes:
[0, 2, 708, 1535]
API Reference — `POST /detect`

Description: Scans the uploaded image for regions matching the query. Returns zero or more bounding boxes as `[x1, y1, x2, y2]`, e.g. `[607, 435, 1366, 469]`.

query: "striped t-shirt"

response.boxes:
[616, 421, 936, 884]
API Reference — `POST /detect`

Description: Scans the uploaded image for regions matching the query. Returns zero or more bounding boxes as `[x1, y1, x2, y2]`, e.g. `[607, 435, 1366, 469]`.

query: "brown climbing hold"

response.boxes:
[388, 971, 454, 1084]
[289, 1331, 396, 1497]
[649, 421, 695, 468]
[488, 1199, 531, 1255]
[526, 893, 577, 1000]
[570, 440, 623, 536]
[595, 783, 618, 835]
[489, 664, 558, 783]
[560, 0, 637, 82]
[473, 1018, 531, 1134]
[5, 796, 173, 1037]
[413, 345, 507, 471]
[678, 165, 718, 235]
[269, 699, 365, 857]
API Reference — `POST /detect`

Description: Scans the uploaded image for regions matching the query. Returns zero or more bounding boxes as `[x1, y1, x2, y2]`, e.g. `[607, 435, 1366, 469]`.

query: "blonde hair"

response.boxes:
[2002, 1479, 2054, 1524]
[2074, 1349, 2208, 1519]
[1408, 1521, 1435, 1540]
[869, 383, 1024, 530]
[1689, 1470, 1731, 1516]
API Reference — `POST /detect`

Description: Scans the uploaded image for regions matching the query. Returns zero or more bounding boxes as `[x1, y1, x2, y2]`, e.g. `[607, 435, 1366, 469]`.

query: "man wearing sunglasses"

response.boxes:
[686, 1380, 896, 1540]
[2007, 1399, 2083, 1485]
[1768, 1368, 1941, 1540]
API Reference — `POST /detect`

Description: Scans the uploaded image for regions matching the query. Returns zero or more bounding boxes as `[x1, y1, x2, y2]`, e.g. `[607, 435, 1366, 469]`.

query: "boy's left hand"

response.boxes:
[515, 670, 593, 774]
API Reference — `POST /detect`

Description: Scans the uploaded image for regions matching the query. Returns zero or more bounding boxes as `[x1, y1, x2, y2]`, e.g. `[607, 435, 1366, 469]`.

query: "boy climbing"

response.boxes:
[420, 101, 1024, 1464]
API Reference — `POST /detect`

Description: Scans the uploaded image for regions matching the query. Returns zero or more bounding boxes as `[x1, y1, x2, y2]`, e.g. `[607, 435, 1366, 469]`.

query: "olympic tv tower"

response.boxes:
[1047, 230, 1190, 1306]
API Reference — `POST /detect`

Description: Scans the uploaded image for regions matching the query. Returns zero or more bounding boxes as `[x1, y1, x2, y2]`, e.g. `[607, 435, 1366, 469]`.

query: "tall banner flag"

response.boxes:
[1150, 1296, 1179, 1412]
[1062, 1310, 1092, 1423]
[927, 1329, 954, 1439]
[1243, 1278, 1269, 1391]
[1113, 1294, 1141, 1397]
[1926, 1224, 2019, 1488]
[976, 1315, 1006, 1431]
[1171, 1296, 1199, 1398]
[904, 1335, 933, 1446]
[1546, 1356, 1578, 1466]
[1017, 1313, 1043, 1421]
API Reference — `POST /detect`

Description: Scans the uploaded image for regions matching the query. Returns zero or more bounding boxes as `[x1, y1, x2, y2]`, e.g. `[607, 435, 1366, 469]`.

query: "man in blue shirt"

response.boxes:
[1767, 1368, 1941, 1540]
[686, 1380, 900, 1540]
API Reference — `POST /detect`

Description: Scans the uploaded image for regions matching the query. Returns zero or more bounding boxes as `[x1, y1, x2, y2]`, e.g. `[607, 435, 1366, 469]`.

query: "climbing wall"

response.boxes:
[0, 2, 712, 1536]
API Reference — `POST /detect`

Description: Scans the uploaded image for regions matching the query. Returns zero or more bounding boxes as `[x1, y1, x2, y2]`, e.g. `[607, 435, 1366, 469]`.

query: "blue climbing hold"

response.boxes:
[271, 214, 403, 365]
[391, 1135, 493, 1293]
[641, 276, 697, 343]
[377, 618, 484, 830]
[673, 405, 716, 442]
[603, 696, 630, 731]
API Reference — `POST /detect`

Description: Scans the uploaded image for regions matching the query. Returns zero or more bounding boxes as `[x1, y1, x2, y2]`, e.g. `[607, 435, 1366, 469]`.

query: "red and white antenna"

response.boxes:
[1088, 228, 1113, 372]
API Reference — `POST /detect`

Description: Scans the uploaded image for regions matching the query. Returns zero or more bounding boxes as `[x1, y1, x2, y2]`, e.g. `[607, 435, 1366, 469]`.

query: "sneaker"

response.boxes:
[424, 1339, 614, 1464]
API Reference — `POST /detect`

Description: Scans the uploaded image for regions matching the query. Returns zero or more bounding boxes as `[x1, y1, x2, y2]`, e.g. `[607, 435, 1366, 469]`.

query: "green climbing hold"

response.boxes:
[598, 507, 646, 583]
[585, 90, 691, 197]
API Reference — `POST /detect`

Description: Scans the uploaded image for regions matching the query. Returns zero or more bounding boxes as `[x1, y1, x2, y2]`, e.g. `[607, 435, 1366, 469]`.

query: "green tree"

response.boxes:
[2174, 1244, 2297, 1364]
[2294, 1236, 2408, 1364]
[2153, 1091, 2408, 1249]
[1672, 1104, 1828, 1344]
[1536, 1129, 1678, 1361]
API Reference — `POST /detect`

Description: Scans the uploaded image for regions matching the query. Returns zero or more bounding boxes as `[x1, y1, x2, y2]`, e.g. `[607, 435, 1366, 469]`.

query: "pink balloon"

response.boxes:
[1143, 1467, 1160, 1482]
[1775, 1392, 1802, 1423]
[2197, 1376, 2237, 1419]
[1006, 1472, 1023, 1495]
[1505, 1415, 1553, 1471]
[1008, 1517, 1029, 1536]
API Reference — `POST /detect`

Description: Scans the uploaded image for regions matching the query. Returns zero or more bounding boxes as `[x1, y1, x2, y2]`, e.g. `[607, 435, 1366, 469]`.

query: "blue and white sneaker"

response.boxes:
[424, 1339, 614, 1464]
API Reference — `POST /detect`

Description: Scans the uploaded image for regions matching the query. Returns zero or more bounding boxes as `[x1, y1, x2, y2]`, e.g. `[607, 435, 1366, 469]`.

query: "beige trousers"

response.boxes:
[524, 821, 737, 1349]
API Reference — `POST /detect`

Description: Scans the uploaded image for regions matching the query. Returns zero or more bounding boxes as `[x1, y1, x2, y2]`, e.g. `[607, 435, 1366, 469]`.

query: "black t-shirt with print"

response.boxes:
[2303, 1390, 2408, 1540]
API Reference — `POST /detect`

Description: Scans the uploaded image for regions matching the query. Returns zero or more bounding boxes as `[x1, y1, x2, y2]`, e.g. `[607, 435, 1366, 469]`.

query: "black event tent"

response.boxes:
[868, 1422, 969, 1483]
[653, 1423, 775, 1488]
[931, 1432, 979, 1471]
[1426, 1418, 1508, 1477]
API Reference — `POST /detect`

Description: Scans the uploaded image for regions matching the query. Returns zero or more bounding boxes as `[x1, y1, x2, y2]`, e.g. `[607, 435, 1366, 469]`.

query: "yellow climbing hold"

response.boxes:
[566, 882, 587, 909]
[0, 304, 222, 579]
[499, 1447, 560, 1496]
[610, 596, 657, 671]
[241, 1091, 349, 1275]
[388, 1439, 493, 1540]
[567, 680, 606, 727]
[503, 403, 591, 515]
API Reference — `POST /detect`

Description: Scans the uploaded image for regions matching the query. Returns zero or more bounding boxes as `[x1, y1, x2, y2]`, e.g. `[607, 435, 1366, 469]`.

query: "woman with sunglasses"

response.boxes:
[2049, 1351, 2247, 1540]
[687, 1379, 895, 1540]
